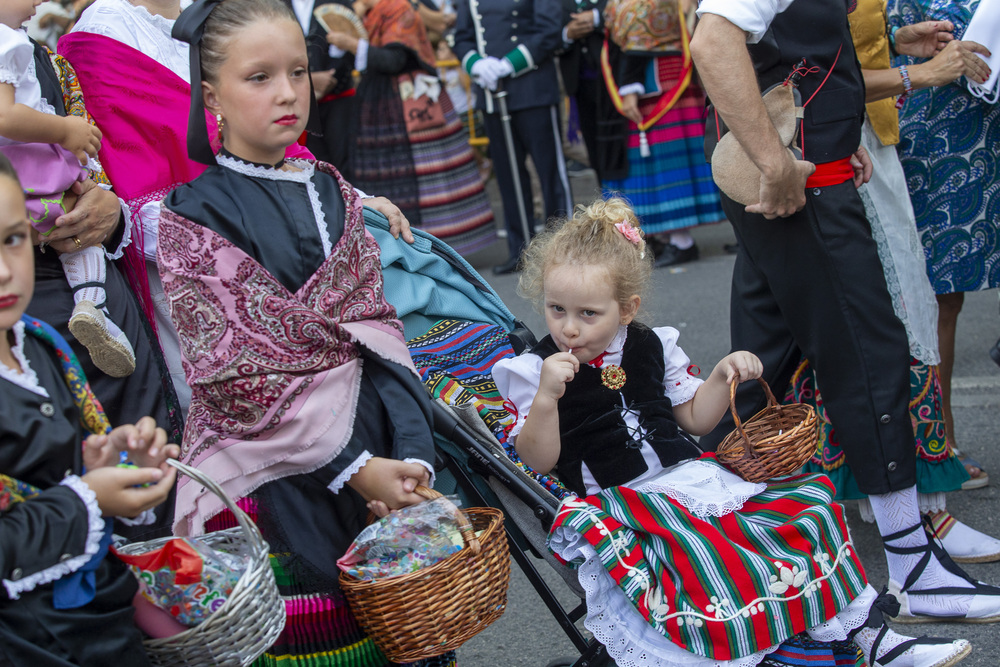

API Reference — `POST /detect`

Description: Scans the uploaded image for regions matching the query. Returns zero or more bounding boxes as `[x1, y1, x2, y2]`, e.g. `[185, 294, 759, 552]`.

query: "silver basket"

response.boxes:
[115, 459, 286, 666]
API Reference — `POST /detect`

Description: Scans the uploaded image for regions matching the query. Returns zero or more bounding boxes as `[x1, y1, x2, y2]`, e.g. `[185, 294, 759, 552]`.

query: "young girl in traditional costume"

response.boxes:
[0, 153, 178, 665]
[160, 0, 448, 664]
[0, 6, 135, 378]
[492, 196, 972, 667]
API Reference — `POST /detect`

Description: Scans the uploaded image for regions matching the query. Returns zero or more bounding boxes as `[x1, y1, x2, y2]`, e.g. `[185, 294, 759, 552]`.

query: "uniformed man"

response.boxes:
[454, 0, 573, 274]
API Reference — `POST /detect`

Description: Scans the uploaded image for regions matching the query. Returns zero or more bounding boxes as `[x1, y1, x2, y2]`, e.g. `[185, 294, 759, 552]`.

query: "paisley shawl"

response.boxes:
[158, 162, 415, 535]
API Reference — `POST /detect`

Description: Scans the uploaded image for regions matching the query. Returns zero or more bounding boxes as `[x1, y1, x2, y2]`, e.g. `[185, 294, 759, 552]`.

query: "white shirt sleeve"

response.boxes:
[653, 326, 703, 406]
[695, 0, 797, 44]
[492, 352, 544, 440]
[0, 25, 33, 88]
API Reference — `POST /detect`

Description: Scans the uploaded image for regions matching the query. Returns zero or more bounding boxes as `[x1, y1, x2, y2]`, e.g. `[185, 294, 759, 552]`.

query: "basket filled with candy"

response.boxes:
[114, 459, 285, 666]
[338, 486, 509, 662]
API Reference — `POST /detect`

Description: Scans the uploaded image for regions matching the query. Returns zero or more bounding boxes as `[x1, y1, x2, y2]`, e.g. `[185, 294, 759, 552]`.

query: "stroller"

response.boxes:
[369, 209, 615, 667]
[367, 210, 868, 667]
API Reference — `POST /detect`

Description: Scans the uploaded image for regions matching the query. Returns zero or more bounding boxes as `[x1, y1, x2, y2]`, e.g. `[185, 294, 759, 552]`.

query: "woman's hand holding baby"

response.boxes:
[347, 457, 431, 517]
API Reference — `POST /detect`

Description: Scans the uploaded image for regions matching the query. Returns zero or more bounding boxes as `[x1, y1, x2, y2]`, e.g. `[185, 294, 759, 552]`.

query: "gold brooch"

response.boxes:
[601, 365, 626, 390]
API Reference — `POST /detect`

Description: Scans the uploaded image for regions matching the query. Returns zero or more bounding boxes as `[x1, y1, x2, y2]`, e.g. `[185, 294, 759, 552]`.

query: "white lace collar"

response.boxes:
[216, 152, 314, 182]
[0, 321, 49, 398]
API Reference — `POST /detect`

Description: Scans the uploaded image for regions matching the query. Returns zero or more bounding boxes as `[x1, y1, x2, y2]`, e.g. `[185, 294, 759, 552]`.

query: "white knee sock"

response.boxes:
[868, 486, 973, 616]
[60, 246, 108, 310]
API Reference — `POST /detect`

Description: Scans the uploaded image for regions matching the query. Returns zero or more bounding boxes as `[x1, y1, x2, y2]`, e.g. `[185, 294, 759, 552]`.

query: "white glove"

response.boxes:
[471, 58, 499, 91]
[488, 56, 514, 79]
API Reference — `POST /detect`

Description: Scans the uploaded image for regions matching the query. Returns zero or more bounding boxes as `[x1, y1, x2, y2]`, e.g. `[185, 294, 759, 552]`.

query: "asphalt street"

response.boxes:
[448, 169, 1000, 665]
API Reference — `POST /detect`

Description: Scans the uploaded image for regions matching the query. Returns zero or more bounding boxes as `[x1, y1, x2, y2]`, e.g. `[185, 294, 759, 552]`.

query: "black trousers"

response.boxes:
[699, 181, 914, 495]
[485, 104, 572, 258]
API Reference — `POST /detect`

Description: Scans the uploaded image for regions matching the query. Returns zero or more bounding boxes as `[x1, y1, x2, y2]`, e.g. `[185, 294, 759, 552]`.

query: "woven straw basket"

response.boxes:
[115, 459, 286, 666]
[340, 486, 510, 663]
[716, 372, 818, 483]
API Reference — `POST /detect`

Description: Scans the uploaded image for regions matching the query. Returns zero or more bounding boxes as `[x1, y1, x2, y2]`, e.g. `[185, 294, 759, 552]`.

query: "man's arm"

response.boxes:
[690, 12, 814, 218]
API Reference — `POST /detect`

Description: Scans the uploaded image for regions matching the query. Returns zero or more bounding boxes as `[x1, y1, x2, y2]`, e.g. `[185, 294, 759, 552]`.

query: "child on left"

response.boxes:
[0, 154, 178, 666]
[0, 0, 135, 378]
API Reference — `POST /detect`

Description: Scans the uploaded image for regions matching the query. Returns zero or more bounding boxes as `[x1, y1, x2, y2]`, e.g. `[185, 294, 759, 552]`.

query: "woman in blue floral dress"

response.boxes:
[887, 0, 1000, 489]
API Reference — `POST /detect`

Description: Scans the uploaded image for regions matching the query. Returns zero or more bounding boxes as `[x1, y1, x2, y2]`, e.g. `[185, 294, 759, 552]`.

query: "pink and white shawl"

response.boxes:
[157, 164, 414, 535]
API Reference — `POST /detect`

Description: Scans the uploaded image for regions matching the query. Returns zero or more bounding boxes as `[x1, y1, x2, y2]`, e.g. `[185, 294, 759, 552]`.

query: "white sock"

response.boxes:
[868, 487, 973, 616]
[60, 246, 108, 311]
[669, 230, 694, 250]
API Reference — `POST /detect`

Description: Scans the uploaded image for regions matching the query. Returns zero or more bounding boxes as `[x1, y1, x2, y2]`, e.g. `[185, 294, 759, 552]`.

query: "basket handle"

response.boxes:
[727, 371, 781, 462]
[412, 485, 482, 556]
[167, 458, 264, 554]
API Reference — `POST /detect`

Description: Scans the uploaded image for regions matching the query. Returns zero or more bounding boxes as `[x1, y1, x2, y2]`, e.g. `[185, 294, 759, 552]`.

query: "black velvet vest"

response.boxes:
[748, 0, 866, 163]
[533, 324, 701, 496]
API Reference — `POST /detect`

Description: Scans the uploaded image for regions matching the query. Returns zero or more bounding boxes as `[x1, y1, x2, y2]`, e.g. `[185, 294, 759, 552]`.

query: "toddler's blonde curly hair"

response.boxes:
[519, 196, 652, 312]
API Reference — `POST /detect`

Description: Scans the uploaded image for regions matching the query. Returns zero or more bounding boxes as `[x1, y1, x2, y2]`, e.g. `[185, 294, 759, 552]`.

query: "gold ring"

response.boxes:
[73, 236, 82, 249]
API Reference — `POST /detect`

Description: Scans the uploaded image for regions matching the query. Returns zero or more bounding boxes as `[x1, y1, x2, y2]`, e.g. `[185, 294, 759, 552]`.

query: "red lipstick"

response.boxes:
[0, 295, 17, 309]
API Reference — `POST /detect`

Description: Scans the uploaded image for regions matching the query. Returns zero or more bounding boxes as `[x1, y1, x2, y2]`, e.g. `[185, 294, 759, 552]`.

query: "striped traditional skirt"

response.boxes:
[601, 56, 723, 236]
[787, 356, 969, 499]
[407, 90, 496, 255]
[549, 457, 868, 662]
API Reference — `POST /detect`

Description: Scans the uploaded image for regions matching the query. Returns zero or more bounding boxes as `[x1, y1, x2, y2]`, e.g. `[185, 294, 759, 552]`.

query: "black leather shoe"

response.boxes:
[723, 242, 739, 254]
[493, 257, 521, 275]
[654, 243, 699, 268]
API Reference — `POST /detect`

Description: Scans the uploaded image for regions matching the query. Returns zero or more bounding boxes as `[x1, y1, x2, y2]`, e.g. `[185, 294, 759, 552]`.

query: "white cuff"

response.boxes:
[354, 187, 372, 199]
[591, 9, 599, 27]
[103, 196, 133, 261]
[328, 44, 346, 58]
[118, 509, 157, 526]
[329, 450, 373, 494]
[562, 26, 572, 46]
[3, 476, 105, 600]
[355, 39, 370, 71]
[618, 82, 646, 98]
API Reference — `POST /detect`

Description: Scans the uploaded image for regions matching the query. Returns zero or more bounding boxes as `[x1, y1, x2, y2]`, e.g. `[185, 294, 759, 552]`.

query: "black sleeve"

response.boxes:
[0, 485, 90, 597]
[618, 52, 652, 89]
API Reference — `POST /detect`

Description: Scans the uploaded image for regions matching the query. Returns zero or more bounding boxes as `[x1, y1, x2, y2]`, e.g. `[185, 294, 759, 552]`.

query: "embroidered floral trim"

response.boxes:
[215, 155, 332, 256]
[328, 450, 373, 494]
[0, 321, 49, 397]
[554, 497, 857, 625]
[2, 475, 104, 599]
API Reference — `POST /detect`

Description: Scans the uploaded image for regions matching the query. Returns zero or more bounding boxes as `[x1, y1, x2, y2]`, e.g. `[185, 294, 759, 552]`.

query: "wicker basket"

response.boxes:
[339, 486, 510, 662]
[716, 372, 818, 483]
[115, 459, 286, 666]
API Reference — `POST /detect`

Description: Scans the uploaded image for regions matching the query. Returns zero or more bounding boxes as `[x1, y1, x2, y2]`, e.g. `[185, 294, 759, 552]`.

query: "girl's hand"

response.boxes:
[538, 352, 579, 402]
[84, 417, 181, 470]
[713, 351, 763, 385]
[81, 465, 176, 518]
[347, 457, 431, 516]
[59, 115, 102, 165]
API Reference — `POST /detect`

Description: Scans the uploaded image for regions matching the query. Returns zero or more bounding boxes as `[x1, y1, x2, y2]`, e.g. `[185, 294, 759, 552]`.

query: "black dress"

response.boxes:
[0, 331, 150, 667]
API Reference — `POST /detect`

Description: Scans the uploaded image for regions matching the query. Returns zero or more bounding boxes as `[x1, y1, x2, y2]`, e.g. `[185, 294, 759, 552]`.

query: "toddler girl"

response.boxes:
[493, 196, 971, 667]
[160, 0, 446, 664]
[0, 7, 135, 377]
[0, 153, 177, 665]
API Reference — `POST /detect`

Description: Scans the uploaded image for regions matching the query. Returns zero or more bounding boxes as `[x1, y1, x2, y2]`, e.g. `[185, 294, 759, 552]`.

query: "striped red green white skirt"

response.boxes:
[548, 458, 868, 662]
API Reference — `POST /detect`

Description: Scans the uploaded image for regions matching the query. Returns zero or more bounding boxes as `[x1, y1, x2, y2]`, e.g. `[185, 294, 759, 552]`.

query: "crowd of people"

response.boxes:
[0, 0, 999, 665]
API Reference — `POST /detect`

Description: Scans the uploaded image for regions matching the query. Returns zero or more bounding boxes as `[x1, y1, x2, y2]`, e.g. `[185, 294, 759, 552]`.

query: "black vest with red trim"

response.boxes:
[749, 0, 866, 164]
[532, 323, 701, 497]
